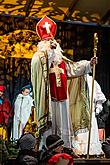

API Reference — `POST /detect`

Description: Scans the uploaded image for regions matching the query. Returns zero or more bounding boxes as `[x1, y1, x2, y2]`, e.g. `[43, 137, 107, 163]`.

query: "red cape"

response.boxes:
[0, 97, 12, 125]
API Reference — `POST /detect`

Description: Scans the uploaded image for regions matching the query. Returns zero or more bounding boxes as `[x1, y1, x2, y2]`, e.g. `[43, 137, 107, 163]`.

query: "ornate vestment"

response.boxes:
[31, 50, 92, 147]
[49, 61, 67, 101]
[72, 74, 106, 155]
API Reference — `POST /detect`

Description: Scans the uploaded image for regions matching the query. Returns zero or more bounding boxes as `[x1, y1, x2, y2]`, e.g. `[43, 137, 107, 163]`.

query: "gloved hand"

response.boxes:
[95, 103, 103, 115]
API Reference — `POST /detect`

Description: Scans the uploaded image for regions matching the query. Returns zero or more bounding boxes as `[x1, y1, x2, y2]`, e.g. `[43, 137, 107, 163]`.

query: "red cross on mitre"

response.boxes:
[36, 16, 57, 40]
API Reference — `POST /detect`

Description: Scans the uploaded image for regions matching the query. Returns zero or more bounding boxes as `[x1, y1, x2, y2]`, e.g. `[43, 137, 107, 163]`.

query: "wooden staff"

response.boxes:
[87, 33, 98, 159]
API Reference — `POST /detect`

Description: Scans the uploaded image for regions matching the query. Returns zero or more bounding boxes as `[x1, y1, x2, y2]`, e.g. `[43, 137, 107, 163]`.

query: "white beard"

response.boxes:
[37, 40, 63, 68]
[37, 40, 50, 52]
[47, 49, 63, 67]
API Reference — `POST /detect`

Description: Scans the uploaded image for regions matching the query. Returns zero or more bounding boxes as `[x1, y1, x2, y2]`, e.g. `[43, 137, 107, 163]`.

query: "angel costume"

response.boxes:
[12, 93, 33, 141]
[71, 74, 106, 155]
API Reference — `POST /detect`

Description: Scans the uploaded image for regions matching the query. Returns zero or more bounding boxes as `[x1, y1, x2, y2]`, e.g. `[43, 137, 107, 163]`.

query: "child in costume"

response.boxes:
[12, 85, 34, 141]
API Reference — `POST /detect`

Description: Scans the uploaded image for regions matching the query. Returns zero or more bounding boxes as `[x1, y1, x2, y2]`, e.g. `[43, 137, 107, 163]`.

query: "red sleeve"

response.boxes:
[2, 98, 12, 125]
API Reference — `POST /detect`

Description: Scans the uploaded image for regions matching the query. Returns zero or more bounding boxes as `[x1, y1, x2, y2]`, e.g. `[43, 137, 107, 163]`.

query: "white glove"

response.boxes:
[95, 103, 103, 115]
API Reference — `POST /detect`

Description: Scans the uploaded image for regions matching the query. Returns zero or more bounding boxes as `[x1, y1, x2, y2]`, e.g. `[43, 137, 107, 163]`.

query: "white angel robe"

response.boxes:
[12, 94, 33, 141]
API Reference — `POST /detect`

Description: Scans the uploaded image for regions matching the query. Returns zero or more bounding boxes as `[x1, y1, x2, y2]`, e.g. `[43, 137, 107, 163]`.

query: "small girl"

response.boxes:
[12, 85, 34, 141]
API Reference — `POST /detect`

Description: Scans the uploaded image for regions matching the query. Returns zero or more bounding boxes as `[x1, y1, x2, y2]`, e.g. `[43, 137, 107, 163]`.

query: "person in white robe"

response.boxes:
[31, 16, 97, 148]
[12, 85, 33, 141]
[71, 74, 106, 155]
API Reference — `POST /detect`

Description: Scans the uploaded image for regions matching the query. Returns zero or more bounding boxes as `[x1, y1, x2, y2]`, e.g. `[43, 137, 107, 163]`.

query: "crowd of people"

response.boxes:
[0, 16, 110, 164]
[16, 133, 75, 165]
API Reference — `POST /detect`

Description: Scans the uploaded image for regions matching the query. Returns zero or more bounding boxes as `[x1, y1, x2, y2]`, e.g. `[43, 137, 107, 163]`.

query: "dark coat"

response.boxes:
[102, 137, 110, 158]
[96, 101, 110, 129]
[0, 140, 9, 164]
[16, 149, 38, 165]
[37, 146, 79, 164]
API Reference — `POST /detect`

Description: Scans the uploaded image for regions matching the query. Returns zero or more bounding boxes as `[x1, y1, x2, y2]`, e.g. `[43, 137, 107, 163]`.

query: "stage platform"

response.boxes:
[5, 158, 110, 165]
[74, 158, 110, 165]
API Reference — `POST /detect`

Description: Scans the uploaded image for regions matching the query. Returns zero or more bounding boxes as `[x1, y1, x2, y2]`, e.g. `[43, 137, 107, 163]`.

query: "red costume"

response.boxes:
[0, 85, 12, 126]
[0, 97, 12, 125]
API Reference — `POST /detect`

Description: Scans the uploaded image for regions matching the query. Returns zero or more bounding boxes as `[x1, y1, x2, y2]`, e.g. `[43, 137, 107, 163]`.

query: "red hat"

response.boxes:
[48, 153, 74, 165]
[36, 16, 57, 40]
[0, 85, 5, 92]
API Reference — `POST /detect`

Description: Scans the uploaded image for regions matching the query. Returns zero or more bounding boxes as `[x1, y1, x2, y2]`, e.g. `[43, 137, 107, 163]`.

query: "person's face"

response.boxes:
[22, 88, 30, 96]
[0, 91, 4, 97]
[54, 145, 64, 153]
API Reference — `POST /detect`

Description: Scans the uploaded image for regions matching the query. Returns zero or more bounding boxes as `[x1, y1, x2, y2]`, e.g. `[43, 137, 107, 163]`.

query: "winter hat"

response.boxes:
[21, 84, 31, 92]
[18, 133, 36, 150]
[46, 135, 64, 150]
